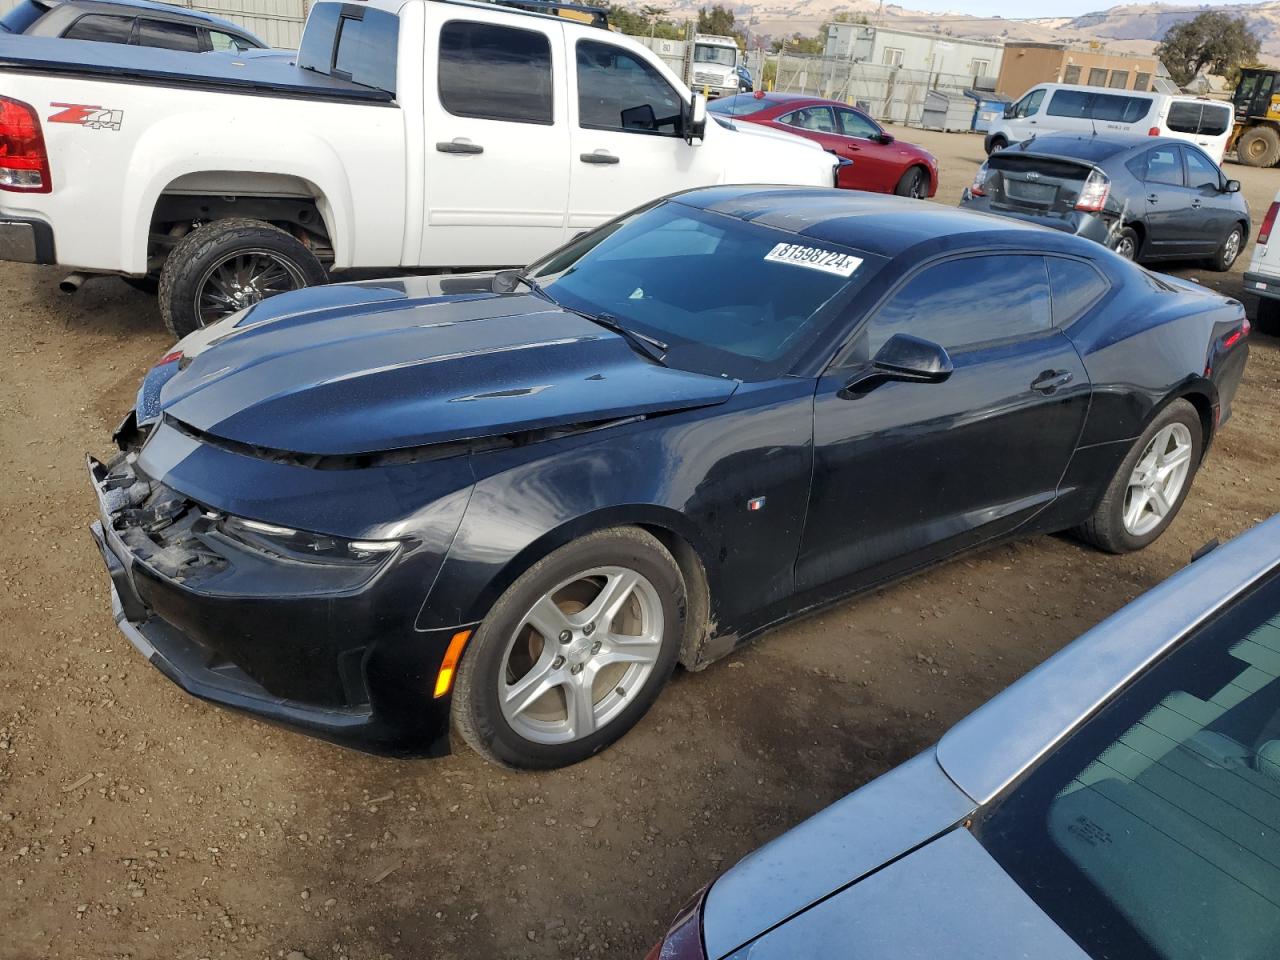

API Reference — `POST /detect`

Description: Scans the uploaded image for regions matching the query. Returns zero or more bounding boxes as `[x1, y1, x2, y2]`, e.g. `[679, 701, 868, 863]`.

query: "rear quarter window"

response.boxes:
[1047, 257, 1109, 326]
[62, 13, 134, 43]
[299, 3, 399, 95]
[0, 0, 45, 33]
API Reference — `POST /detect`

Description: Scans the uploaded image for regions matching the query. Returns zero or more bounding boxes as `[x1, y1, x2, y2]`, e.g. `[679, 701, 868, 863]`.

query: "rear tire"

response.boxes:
[894, 167, 928, 199]
[1209, 223, 1245, 272]
[451, 527, 686, 769]
[1236, 126, 1280, 168]
[986, 135, 1008, 155]
[1257, 297, 1280, 337]
[1074, 399, 1203, 554]
[157, 218, 326, 339]
[1110, 226, 1140, 261]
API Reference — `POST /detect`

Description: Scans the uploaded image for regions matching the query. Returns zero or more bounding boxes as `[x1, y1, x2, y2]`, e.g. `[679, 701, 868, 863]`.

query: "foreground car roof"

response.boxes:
[937, 512, 1280, 804]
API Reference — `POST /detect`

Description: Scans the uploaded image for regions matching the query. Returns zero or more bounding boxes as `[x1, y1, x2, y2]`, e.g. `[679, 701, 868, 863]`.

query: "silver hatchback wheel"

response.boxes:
[1122, 422, 1194, 537]
[1221, 228, 1241, 267]
[498, 566, 664, 745]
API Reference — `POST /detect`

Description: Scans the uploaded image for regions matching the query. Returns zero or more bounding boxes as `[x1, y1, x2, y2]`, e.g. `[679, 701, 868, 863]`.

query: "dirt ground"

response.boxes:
[2, 128, 1279, 960]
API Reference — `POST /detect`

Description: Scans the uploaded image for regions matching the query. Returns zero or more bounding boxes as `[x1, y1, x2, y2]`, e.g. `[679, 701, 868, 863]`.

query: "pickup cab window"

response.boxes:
[439, 21, 553, 125]
[299, 3, 399, 95]
[576, 40, 682, 136]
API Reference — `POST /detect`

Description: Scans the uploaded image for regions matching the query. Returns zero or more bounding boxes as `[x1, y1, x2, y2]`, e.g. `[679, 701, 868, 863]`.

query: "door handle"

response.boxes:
[1031, 369, 1074, 394]
[1147, 193, 1160, 203]
[436, 140, 484, 155]
[580, 151, 620, 165]
[1191, 199, 1203, 208]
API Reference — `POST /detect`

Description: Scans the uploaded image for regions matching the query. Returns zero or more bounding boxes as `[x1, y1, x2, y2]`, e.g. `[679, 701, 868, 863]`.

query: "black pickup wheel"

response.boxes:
[157, 218, 326, 339]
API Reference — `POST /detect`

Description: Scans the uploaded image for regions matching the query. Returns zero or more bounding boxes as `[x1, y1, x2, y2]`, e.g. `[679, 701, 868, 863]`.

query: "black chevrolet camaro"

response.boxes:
[89, 187, 1251, 768]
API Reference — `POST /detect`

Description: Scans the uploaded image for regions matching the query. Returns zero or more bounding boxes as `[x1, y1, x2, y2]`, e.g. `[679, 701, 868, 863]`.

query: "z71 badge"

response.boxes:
[48, 103, 124, 131]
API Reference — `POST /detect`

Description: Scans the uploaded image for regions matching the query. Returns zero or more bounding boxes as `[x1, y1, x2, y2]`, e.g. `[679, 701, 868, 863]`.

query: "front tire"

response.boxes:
[451, 527, 686, 769]
[986, 135, 1008, 155]
[157, 218, 326, 339]
[1075, 399, 1202, 553]
[894, 167, 928, 199]
[1209, 223, 1245, 272]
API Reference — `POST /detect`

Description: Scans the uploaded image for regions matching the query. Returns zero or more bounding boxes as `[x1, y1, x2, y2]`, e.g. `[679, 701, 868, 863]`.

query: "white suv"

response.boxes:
[1244, 189, 1280, 335]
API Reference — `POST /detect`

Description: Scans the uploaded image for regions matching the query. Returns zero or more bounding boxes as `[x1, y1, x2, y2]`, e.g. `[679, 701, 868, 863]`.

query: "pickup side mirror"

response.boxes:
[686, 93, 708, 144]
[1224, 179, 1242, 193]
[840, 334, 953, 396]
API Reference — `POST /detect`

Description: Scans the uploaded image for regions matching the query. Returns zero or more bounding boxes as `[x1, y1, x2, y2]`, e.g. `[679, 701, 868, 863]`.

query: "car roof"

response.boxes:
[937, 512, 1280, 805]
[1004, 133, 1145, 162]
[43, 0, 255, 33]
[672, 185, 1056, 260]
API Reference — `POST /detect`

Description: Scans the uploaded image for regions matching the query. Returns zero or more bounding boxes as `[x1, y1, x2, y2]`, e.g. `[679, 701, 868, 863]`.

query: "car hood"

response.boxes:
[700, 752, 977, 959]
[157, 279, 739, 457]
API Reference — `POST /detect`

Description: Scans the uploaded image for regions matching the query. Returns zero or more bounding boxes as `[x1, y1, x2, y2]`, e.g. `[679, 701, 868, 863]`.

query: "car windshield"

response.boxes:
[974, 567, 1280, 960]
[694, 43, 735, 66]
[526, 201, 875, 381]
[0, 0, 44, 32]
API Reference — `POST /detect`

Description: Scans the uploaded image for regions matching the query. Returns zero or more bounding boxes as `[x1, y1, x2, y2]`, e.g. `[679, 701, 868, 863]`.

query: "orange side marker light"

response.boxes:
[433, 629, 473, 699]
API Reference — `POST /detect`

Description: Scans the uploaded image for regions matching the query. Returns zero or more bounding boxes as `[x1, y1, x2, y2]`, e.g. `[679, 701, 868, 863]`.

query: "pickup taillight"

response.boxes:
[0, 96, 51, 194]
[1259, 201, 1278, 247]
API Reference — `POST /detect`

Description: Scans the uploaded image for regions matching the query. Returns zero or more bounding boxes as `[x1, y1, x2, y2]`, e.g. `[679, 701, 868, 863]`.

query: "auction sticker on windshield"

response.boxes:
[763, 243, 862, 277]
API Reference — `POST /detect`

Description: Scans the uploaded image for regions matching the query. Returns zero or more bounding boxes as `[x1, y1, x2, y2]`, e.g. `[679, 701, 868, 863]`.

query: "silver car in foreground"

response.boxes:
[648, 513, 1280, 960]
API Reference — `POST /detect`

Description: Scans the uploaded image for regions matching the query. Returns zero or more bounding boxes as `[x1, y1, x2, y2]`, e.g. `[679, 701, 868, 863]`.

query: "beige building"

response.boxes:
[997, 42, 1165, 99]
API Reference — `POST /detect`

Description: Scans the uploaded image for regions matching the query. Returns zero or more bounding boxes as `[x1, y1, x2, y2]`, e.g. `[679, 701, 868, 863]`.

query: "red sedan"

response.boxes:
[708, 93, 939, 198]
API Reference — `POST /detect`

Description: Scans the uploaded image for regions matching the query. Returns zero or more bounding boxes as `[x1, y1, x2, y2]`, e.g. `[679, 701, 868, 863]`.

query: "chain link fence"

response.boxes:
[771, 53, 987, 127]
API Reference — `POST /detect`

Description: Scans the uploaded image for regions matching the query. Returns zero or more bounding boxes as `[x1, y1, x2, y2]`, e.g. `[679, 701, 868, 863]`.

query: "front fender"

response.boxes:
[121, 115, 359, 273]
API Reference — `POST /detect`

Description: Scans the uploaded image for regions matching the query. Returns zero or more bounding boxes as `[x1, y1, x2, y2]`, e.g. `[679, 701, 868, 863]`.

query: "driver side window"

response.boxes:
[1015, 88, 1045, 119]
[576, 40, 682, 136]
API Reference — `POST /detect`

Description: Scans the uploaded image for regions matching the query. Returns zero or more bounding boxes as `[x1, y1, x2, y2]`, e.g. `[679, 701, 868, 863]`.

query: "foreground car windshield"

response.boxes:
[528, 202, 871, 380]
[975, 570, 1280, 959]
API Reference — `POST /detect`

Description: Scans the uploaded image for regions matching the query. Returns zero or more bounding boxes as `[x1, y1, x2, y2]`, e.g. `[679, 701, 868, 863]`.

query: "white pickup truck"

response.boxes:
[0, 0, 839, 335]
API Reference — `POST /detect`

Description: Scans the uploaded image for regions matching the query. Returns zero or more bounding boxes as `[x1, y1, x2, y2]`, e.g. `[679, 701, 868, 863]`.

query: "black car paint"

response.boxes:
[962, 135, 1250, 261]
[89, 189, 1250, 755]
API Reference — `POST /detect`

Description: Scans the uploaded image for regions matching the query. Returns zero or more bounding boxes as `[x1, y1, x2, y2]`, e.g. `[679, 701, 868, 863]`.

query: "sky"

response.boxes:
[893, 0, 1271, 17]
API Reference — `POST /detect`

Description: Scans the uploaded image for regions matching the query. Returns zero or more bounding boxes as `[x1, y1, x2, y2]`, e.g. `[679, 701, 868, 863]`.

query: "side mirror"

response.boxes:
[1004, 104, 1016, 119]
[1225, 179, 1242, 193]
[876, 132, 895, 145]
[841, 334, 953, 396]
[686, 93, 708, 144]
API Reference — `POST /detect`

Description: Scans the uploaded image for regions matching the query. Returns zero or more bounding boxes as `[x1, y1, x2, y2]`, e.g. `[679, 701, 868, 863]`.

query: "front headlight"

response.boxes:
[219, 514, 403, 564]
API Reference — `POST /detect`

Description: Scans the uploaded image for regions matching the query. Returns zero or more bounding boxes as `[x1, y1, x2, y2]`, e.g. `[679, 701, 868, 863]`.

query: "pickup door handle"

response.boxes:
[1191, 199, 1203, 208]
[580, 151, 620, 165]
[1031, 369, 1074, 395]
[436, 140, 484, 155]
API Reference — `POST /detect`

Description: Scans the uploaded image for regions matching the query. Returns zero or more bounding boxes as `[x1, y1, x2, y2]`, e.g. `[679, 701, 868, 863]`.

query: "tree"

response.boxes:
[696, 4, 735, 36]
[604, 3, 683, 39]
[1155, 11, 1261, 86]
[770, 31, 824, 55]
[830, 11, 868, 24]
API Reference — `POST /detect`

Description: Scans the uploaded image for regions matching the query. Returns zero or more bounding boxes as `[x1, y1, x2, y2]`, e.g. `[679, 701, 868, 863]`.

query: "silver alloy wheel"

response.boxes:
[1122, 422, 1194, 537]
[194, 248, 308, 327]
[498, 566, 664, 745]
[1113, 234, 1136, 260]
[1222, 229, 1241, 266]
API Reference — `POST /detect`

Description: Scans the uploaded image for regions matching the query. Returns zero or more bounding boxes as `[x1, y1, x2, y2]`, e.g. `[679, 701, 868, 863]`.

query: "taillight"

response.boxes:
[1148, 126, 1160, 136]
[1075, 170, 1110, 212]
[969, 161, 989, 197]
[644, 887, 708, 960]
[1259, 202, 1278, 246]
[0, 96, 51, 193]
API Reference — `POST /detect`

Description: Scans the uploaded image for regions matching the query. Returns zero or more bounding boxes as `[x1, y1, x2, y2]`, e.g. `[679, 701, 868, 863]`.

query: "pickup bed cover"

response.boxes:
[0, 35, 394, 103]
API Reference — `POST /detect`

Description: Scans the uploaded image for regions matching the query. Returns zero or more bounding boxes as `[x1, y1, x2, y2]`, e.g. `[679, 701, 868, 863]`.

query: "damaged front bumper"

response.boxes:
[86, 453, 468, 756]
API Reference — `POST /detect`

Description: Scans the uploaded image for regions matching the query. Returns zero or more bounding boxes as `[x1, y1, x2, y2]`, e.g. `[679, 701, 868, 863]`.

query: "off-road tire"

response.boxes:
[157, 218, 326, 339]
[1236, 126, 1280, 168]
[1074, 399, 1203, 554]
[451, 527, 686, 769]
